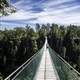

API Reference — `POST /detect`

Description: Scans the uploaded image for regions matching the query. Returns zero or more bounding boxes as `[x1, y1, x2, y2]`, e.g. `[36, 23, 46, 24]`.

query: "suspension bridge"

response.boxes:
[5, 37, 80, 80]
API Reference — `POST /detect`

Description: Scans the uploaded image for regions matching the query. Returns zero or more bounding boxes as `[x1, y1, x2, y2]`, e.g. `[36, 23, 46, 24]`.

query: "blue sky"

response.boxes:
[0, 0, 80, 29]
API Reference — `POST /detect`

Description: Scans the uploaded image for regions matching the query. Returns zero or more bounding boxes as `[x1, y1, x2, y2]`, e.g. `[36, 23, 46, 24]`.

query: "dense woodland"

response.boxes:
[0, 24, 80, 79]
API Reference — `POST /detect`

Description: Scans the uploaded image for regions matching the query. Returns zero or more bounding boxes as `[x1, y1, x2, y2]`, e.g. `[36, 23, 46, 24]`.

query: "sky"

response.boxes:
[0, 0, 80, 29]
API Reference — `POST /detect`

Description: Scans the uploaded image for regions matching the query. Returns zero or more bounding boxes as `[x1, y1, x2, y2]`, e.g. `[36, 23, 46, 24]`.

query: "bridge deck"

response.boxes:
[34, 42, 59, 80]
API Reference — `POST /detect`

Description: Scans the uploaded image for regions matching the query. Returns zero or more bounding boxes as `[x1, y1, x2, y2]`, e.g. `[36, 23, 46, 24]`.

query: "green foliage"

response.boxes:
[47, 24, 80, 72]
[0, 23, 80, 78]
[0, 0, 9, 7]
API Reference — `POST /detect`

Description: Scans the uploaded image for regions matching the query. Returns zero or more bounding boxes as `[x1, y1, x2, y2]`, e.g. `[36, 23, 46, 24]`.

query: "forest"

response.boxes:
[0, 23, 80, 79]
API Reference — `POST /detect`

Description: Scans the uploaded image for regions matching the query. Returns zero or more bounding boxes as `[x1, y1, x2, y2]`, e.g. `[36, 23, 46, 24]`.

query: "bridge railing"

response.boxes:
[48, 46, 80, 80]
[5, 45, 44, 80]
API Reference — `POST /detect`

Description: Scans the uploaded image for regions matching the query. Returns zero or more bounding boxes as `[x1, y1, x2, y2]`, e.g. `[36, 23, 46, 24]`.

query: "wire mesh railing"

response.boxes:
[5, 45, 44, 80]
[48, 45, 80, 80]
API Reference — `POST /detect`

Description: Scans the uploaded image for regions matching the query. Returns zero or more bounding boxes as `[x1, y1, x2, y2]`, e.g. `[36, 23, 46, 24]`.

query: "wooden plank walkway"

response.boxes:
[34, 40, 60, 80]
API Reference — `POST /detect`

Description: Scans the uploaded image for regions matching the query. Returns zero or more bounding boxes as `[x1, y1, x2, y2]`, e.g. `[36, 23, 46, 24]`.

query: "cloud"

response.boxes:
[1, 0, 80, 29]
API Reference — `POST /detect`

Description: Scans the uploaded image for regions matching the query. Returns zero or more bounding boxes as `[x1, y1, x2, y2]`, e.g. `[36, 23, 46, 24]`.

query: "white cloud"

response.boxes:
[42, 0, 75, 8]
[1, 9, 37, 21]
[1, 0, 80, 27]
